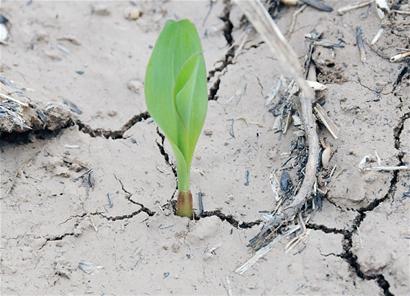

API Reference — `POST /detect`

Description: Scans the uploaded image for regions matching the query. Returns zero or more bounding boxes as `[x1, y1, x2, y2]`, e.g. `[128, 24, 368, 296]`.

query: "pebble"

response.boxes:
[0, 23, 8, 43]
[44, 49, 62, 61]
[127, 79, 143, 93]
[0, 15, 9, 43]
[91, 4, 111, 16]
[107, 110, 117, 117]
[124, 7, 143, 20]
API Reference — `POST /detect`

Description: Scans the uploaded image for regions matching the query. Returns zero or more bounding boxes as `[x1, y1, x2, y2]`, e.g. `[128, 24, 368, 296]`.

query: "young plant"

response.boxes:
[144, 19, 208, 218]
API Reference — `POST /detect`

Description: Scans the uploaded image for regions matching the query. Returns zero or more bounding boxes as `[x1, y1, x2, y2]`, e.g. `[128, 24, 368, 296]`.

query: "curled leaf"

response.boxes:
[145, 19, 208, 192]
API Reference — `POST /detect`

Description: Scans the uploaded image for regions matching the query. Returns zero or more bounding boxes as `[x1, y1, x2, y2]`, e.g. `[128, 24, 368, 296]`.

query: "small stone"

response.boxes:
[171, 243, 180, 253]
[0, 23, 8, 43]
[127, 79, 143, 94]
[204, 129, 213, 136]
[107, 110, 117, 117]
[54, 260, 73, 279]
[44, 49, 62, 61]
[55, 167, 70, 178]
[34, 30, 49, 43]
[91, 4, 111, 16]
[124, 7, 143, 20]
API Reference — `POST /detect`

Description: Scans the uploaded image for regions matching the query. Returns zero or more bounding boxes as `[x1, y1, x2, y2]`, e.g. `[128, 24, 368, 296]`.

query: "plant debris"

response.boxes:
[0, 14, 10, 44]
[355, 26, 366, 63]
[0, 93, 74, 139]
[300, 0, 333, 12]
[78, 260, 103, 274]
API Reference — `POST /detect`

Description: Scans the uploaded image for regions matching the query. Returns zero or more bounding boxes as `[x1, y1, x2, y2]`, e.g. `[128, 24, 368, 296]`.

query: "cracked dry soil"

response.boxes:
[1, 0, 409, 295]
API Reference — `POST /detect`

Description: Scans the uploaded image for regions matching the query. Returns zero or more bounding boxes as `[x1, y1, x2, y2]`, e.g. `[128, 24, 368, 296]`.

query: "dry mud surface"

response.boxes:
[1, 0, 410, 295]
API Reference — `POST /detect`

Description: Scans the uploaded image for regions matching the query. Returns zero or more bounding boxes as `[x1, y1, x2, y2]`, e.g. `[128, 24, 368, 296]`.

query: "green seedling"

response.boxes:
[145, 19, 208, 218]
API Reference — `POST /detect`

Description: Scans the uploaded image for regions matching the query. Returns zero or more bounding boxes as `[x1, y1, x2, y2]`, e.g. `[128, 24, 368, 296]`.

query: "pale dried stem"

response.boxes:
[234, 0, 319, 221]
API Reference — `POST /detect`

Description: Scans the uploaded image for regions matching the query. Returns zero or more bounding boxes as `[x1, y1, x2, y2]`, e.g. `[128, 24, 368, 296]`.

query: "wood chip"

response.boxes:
[314, 104, 338, 139]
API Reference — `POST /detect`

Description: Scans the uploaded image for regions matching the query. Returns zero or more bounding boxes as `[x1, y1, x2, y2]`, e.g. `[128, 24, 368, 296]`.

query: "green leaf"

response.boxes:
[145, 19, 208, 192]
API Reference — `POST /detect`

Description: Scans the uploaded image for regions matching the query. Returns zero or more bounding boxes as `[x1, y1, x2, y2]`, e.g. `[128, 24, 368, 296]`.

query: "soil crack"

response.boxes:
[307, 222, 393, 295]
[199, 210, 262, 229]
[207, 0, 236, 101]
[76, 111, 150, 139]
[308, 113, 410, 296]
[39, 231, 79, 249]
[114, 174, 156, 216]
[306, 222, 346, 235]
[340, 232, 393, 296]
[219, 0, 234, 46]
[155, 128, 178, 179]
[97, 209, 148, 221]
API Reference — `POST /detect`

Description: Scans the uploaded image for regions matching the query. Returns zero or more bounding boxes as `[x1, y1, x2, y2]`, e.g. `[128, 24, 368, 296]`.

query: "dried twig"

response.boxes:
[337, 0, 373, 15]
[234, 235, 284, 274]
[391, 10, 410, 15]
[371, 28, 384, 45]
[234, 0, 319, 236]
[363, 166, 410, 171]
[287, 4, 307, 37]
[390, 51, 410, 63]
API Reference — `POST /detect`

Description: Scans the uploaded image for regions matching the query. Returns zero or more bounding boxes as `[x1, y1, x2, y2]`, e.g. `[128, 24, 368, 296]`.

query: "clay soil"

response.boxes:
[1, 0, 409, 295]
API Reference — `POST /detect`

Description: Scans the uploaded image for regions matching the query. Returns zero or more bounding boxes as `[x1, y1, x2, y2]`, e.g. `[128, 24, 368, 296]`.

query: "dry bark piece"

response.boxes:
[300, 0, 333, 12]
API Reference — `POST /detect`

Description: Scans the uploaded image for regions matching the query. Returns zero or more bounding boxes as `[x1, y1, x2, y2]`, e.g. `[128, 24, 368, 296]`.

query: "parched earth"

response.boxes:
[1, 0, 409, 295]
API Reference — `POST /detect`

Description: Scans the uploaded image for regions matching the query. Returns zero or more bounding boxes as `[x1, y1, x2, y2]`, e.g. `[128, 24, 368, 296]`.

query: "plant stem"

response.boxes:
[176, 190, 193, 218]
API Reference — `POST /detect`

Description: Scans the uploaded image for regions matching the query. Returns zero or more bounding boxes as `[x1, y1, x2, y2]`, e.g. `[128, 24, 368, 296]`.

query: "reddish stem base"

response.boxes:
[176, 190, 193, 218]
